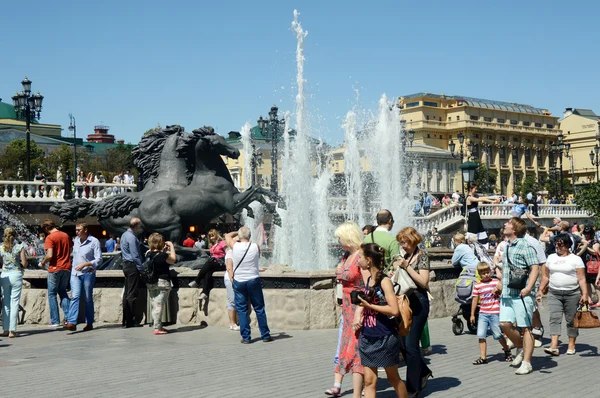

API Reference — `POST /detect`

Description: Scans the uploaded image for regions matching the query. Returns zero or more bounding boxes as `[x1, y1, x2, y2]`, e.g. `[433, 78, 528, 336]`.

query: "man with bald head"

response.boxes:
[364, 209, 400, 273]
[121, 218, 144, 328]
[225, 226, 272, 344]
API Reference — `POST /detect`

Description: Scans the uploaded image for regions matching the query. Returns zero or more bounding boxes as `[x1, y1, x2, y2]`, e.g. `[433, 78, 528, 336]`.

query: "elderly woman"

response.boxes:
[537, 234, 589, 355]
[394, 227, 432, 397]
[325, 221, 369, 398]
[0, 227, 27, 338]
[189, 229, 227, 300]
[451, 234, 479, 270]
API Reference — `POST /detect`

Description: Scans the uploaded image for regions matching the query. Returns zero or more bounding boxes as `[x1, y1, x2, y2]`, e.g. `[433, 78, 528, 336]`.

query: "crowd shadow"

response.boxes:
[427, 344, 448, 356]
[172, 321, 208, 333]
[576, 343, 599, 357]
[246, 332, 293, 343]
[0, 344, 11, 348]
[534, 356, 558, 373]
[420, 377, 461, 397]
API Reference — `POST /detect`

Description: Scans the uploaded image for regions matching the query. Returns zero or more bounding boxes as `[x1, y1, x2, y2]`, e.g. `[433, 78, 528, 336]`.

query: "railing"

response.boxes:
[0, 180, 137, 202]
[478, 203, 588, 218]
[413, 203, 463, 233]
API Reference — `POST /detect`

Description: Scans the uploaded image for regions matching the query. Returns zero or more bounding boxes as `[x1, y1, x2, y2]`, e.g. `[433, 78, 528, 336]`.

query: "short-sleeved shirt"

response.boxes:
[0, 241, 25, 272]
[45, 230, 72, 273]
[524, 234, 547, 265]
[182, 238, 196, 248]
[501, 238, 538, 298]
[546, 253, 585, 291]
[148, 252, 171, 281]
[105, 238, 116, 252]
[365, 229, 400, 274]
[404, 248, 430, 293]
[209, 240, 227, 259]
[224, 249, 234, 282]
[472, 280, 501, 314]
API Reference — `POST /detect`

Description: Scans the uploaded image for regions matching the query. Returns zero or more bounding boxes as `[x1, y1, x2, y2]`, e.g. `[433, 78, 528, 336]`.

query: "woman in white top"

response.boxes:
[537, 234, 589, 356]
[223, 247, 239, 330]
[225, 227, 272, 344]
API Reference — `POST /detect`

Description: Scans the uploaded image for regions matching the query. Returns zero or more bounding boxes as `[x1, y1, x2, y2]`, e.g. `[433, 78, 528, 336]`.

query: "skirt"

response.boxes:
[359, 333, 401, 368]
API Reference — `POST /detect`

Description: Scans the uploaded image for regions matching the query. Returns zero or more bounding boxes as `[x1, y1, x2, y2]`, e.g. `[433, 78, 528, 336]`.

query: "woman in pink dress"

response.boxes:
[325, 221, 369, 398]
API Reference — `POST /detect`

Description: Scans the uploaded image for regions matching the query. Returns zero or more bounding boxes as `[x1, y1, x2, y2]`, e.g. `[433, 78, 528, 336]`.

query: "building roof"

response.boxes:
[0, 101, 43, 123]
[572, 109, 598, 119]
[401, 92, 549, 115]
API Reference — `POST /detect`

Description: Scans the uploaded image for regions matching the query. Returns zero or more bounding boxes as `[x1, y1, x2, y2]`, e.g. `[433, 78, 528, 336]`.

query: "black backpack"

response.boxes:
[140, 252, 159, 285]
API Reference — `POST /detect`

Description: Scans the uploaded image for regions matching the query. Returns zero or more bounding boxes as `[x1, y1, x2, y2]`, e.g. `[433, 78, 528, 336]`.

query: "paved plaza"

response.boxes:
[1, 307, 598, 398]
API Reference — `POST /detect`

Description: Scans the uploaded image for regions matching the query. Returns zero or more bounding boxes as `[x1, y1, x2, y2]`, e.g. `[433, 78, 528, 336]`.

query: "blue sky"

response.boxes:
[1, 0, 599, 146]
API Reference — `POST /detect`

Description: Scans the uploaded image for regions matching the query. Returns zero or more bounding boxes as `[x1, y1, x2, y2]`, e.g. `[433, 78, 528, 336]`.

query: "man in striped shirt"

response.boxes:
[470, 262, 511, 365]
[497, 217, 540, 375]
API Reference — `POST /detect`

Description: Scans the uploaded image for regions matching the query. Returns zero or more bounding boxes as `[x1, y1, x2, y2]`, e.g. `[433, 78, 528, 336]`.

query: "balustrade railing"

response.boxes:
[478, 203, 587, 218]
[413, 203, 462, 233]
[0, 180, 137, 202]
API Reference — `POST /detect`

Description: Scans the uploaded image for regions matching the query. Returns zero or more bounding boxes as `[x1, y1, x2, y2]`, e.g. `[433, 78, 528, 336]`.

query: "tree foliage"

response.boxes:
[575, 182, 600, 226]
[0, 139, 45, 179]
[474, 163, 497, 194]
[515, 175, 541, 198]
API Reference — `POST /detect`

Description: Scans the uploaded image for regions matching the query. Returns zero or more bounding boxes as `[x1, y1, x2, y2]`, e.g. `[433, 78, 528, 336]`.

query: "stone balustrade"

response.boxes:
[477, 203, 588, 218]
[413, 203, 462, 233]
[0, 180, 137, 202]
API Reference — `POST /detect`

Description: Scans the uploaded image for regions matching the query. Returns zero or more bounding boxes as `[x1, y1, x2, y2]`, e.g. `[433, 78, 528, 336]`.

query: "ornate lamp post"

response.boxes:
[69, 114, 78, 175]
[589, 124, 600, 182]
[551, 132, 570, 196]
[257, 105, 286, 195]
[12, 77, 44, 181]
[449, 132, 473, 194]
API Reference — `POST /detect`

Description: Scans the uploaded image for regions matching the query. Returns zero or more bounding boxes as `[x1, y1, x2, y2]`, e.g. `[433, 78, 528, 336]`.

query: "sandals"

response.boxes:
[544, 347, 559, 356]
[473, 357, 488, 365]
[324, 387, 341, 397]
[504, 350, 514, 362]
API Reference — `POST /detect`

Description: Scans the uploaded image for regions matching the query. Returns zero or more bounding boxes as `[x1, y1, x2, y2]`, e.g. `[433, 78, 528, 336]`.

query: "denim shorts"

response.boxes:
[476, 313, 503, 340]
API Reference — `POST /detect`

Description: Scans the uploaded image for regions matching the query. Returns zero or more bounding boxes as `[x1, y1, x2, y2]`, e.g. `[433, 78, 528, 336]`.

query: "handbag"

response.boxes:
[573, 304, 600, 329]
[393, 268, 417, 296]
[505, 245, 529, 290]
[586, 255, 600, 275]
[396, 294, 413, 336]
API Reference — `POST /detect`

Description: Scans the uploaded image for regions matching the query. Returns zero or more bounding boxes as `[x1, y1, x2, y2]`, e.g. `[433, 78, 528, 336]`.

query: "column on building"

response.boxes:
[441, 161, 448, 193]
[431, 161, 438, 193]
[411, 162, 419, 186]
[422, 161, 429, 191]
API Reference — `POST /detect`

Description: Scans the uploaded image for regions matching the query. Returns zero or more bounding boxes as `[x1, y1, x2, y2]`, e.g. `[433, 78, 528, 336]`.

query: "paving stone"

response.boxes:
[0, 307, 598, 397]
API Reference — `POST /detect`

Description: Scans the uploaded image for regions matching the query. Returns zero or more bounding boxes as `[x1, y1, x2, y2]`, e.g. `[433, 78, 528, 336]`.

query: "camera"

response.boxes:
[350, 290, 369, 305]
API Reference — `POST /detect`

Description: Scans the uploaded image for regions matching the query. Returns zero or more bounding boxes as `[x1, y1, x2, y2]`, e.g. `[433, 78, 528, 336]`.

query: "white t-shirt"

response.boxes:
[224, 249, 233, 282]
[231, 242, 260, 282]
[495, 240, 507, 260]
[547, 253, 584, 291]
[452, 192, 460, 202]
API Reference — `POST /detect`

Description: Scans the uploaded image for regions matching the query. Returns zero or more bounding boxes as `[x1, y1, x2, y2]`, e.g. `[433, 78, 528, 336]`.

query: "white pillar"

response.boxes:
[441, 162, 448, 192]
[431, 161, 439, 193]
[422, 162, 429, 191]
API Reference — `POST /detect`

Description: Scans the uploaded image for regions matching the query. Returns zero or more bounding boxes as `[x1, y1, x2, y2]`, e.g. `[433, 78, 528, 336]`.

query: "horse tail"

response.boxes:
[50, 195, 143, 223]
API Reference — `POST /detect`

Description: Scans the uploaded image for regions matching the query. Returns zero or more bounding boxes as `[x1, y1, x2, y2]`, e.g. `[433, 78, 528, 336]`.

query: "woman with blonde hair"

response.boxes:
[189, 229, 227, 300]
[146, 232, 176, 335]
[325, 221, 369, 398]
[0, 227, 27, 337]
[394, 226, 432, 397]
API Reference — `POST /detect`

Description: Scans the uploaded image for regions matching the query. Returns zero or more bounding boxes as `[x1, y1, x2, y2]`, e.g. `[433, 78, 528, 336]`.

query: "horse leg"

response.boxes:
[232, 191, 282, 227]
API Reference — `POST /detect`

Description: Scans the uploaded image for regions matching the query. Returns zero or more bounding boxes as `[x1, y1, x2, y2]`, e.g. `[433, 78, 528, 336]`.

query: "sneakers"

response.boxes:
[229, 325, 240, 331]
[199, 292, 208, 300]
[153, 329, 168, 335]
[48, 323, 61, 328]
[512, 349, 524, 367]
[515, 362, 533, 375]
[534, 339, 543, 348]
[188, 281, 199, 288]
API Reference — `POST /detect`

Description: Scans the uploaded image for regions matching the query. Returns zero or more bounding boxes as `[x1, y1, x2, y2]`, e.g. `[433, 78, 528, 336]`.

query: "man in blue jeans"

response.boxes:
[65, 222, 102, 331]
[422, 192, 433, 216]
[39, 219, 72, 327]
[225, 228, 272, 344]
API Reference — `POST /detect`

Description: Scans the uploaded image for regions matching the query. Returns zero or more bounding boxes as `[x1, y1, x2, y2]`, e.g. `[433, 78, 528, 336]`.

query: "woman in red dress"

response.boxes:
[325, 222, 369, 398]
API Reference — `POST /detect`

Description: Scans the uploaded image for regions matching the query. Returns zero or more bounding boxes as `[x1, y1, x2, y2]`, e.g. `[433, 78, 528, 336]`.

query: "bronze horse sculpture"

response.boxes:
[51, 125, 281, 250]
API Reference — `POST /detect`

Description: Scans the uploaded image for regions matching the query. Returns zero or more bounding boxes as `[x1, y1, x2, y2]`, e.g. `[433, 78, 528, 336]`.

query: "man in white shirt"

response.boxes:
[124, 171, 135, 185]
[452, 190, 460, 203]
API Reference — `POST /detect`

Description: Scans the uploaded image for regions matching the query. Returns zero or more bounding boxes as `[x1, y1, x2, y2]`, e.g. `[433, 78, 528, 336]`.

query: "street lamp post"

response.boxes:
[551, 132, 571, 197]
[12, 77, 44, 181]
[69, 114, 77, 175]
[449, 132, 474, 194]
[589, 124, 600, 182]
[257, 105, 286, 195]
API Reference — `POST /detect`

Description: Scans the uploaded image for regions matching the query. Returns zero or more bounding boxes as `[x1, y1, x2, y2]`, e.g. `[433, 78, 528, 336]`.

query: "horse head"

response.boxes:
[192, 127, 240, 159]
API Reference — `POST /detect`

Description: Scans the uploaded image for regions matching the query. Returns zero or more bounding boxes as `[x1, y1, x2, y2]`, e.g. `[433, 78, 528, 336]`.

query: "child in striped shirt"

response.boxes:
[470, 262, 512, 364]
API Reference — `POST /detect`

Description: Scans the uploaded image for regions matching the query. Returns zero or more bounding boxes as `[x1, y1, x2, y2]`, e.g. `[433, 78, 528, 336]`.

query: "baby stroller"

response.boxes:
[451, 267, 479, 335]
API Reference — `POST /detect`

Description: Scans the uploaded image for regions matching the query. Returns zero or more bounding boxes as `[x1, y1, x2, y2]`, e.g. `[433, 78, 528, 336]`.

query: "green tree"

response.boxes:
[473, 163, 497, 194]
[105, 144, 135, 175]
[575, 182, 600, 227]
[515, 175, 541, 198]
[0, 139, 45, 180]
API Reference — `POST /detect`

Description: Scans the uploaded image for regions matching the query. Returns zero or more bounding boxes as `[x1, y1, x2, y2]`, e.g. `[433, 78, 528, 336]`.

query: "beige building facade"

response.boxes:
[399, 93, 561, 194]
[558, 108, 600, 185]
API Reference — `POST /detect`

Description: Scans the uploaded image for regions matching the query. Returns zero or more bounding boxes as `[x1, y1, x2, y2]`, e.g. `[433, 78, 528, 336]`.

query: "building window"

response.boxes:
[525, 149, 532, 167]
[457, 116, 460, 121]
[406, 102, 419, 108]
[439, 116, 442, 121]
[471, 143, 479, 158]
[426, 115, 430, 120]
[512, 148, 520, 165]
[535, 123, 542, 128]
[500, 147, 507, 166]
[513, 137, 519, 142]
[547, 124, 554, 129]
[510, 120, 518, 125]
[484, 117, 492, 122]
[448, 117, 452, 121]
[488, 147, 495, 163]
[427, 134, 431, 138]
[537, 151, 544, 167]
[501, 136, 506, 141]
[423, 101, 438, 107]
[470, 115, 479, 121]
[497, 118, 505, 124]
[487, 135, 493, 140]
[523, 121, 531, 126]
